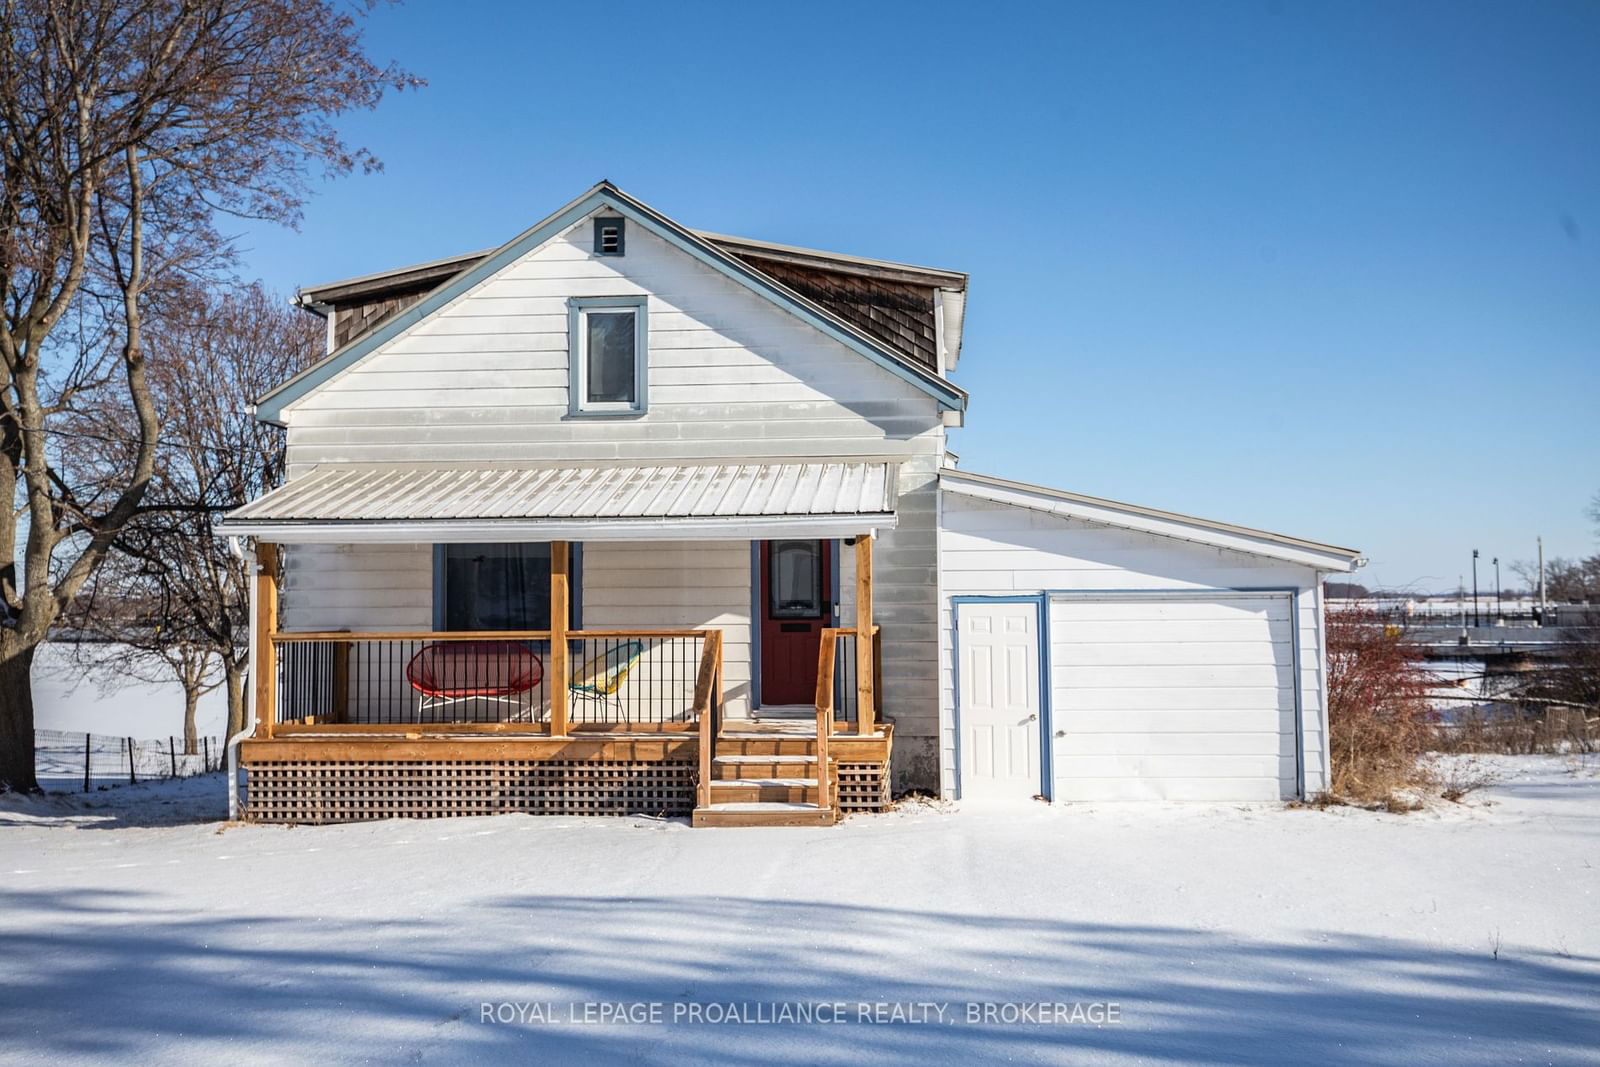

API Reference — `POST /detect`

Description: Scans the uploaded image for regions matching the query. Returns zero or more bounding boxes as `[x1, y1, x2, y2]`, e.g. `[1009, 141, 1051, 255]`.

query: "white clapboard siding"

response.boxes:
[938, 492, 1329, 800]
[580, 540, 753, 718]
[281, 543, 433, 632]
[282, 211, 943, 472]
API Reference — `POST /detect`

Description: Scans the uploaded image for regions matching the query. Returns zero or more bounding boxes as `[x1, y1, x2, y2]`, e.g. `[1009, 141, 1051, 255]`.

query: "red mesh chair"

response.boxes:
[405, 641, 543, 720]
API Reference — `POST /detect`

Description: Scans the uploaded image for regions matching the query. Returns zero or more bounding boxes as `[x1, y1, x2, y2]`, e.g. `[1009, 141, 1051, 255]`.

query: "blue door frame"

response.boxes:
[950, 594, 1054, 801]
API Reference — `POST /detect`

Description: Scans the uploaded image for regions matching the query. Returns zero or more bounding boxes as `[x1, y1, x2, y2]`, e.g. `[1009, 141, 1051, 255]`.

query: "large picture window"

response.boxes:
[569, 296, 647, 415]
[437, 543, 578, 631]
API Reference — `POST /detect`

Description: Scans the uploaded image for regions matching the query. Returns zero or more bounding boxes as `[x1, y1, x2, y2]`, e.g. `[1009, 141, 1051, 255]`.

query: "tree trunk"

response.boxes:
[0, 641, 41, 793]
[224, 658, 247, 741]
[183, 682, 200, 756]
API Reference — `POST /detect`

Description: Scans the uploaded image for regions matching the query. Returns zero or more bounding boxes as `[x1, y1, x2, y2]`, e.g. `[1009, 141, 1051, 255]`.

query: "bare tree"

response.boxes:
[1, 0, 417, 792]
[61, 283, 321, 750]
[1510, 556, 1600, 605]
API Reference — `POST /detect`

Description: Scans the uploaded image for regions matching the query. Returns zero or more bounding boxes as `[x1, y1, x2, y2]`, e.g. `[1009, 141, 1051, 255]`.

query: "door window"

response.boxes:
[768, 540, 823, 619]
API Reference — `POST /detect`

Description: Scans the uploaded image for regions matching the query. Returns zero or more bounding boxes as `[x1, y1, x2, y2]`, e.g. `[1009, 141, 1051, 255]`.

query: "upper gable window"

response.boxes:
[593, 217, 625, 256]
[568, 296, 648, 416]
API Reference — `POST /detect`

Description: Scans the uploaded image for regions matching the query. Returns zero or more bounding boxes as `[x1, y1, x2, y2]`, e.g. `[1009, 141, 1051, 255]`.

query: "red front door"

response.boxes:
[759, 540, 832, 706]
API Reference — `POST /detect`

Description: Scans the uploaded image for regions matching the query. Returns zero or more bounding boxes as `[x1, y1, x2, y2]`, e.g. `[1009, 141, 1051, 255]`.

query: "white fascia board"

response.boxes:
[938, 288, 966, 371]
[219, 513, 898, 545]
[941, 474, 1361, 572]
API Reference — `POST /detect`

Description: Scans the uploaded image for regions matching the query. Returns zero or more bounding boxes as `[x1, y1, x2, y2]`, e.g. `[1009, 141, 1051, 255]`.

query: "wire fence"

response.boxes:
[35, 729, 224, 791]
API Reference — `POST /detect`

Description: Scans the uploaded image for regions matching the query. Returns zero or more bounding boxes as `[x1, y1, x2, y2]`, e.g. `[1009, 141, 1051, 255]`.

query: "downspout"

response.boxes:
[225, 537, 258, 821]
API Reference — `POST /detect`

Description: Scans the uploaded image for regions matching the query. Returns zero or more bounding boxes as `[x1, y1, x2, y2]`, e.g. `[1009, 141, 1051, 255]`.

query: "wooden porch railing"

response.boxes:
[693, 630, 723, 809]
[812, 623, 883, 811]
[816, 625, 881, 735]
[814, 628, 836, 810]
[265, 628, 717, 733]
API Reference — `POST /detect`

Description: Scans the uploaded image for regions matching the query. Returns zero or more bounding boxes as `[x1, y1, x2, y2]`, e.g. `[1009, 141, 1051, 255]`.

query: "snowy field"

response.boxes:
[31, 640, 227, 740]
[2, 757, 1597, 1065]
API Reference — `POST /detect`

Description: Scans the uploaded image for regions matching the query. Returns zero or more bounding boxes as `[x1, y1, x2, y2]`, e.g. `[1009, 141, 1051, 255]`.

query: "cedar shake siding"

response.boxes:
[727, 258, 940, 373]
[331, 283, 435, 350]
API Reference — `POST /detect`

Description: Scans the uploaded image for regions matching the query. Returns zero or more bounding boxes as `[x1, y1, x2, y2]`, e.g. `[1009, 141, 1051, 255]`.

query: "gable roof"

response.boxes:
[259, 181, 967, 424]
[940, 468, 1365, 573]
[294, 228, 966, 376]
[297, 232, 966, 304]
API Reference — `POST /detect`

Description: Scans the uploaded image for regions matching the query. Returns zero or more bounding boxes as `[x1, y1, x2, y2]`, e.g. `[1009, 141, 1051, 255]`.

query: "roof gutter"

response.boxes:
[217, 513, 899, 544]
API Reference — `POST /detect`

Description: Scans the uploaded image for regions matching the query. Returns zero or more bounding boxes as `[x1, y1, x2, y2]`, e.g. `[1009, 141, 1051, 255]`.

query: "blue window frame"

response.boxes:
[568, 296, 648, 416]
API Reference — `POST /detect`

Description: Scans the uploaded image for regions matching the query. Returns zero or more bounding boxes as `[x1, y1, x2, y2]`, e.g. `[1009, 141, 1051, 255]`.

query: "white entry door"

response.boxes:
[957, 600, 1042, 800]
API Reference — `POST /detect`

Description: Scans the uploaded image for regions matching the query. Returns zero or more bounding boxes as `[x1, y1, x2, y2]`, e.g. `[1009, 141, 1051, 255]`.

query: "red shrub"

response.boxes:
[1324, 603, 1436, 805]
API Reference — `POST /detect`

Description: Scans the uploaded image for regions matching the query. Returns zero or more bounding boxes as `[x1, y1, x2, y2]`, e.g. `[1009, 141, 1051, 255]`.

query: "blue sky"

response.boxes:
[235, 0, 1600, 592]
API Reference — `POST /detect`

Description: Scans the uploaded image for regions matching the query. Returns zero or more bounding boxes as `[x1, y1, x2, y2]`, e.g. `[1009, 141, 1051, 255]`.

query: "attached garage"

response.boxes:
[1048, 591, 1298, 801]
[939, 470, 1362, 804]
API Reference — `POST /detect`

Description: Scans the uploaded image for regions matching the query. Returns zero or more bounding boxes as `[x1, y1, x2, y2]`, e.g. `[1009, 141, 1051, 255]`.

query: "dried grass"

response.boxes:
[1324, 605, 1436, 808]
[1434, 706, 1598, 756]
[1426, 754, 1500, 803]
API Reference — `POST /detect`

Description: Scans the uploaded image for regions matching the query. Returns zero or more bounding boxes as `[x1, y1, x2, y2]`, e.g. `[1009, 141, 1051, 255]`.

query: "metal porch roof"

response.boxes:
[220, 461, 900, 543]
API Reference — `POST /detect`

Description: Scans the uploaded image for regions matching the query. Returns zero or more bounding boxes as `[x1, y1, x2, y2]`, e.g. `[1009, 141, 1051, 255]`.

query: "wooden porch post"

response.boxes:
[855, 532, 875, 736]
[549, 541, 570, 737]
[330, 641, 350, 724]
[254, 542, 279, 739]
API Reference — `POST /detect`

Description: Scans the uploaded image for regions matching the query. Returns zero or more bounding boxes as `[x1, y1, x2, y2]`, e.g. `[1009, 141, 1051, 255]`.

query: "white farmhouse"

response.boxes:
[222, 182, 1362, 825]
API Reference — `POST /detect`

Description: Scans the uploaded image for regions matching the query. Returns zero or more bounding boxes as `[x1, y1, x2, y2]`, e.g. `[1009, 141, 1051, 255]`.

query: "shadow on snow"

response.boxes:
[1, 888, 1596, 1064]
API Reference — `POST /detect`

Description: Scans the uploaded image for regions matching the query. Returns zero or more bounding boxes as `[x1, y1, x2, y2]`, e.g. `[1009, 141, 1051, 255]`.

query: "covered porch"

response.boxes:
[223, 462, 899, 826]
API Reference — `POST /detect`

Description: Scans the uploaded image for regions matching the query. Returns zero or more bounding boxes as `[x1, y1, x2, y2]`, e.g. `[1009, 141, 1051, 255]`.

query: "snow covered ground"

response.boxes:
[2, 756, 1597, 1065]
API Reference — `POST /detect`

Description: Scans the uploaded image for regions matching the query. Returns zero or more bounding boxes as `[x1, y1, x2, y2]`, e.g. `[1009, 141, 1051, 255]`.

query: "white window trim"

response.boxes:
[568, 295, 648, 416]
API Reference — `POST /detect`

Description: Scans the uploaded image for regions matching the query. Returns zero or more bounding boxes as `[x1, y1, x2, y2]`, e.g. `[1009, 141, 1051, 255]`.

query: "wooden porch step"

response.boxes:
[712, 754, 817, 779]
[746, 705, 814, 721]
[691, 802, 836, 827]
[721, 720, 815, 735]
[714, 737, 817, 756]
[708, 777, 819, 804]
[725, 719, 879, 738]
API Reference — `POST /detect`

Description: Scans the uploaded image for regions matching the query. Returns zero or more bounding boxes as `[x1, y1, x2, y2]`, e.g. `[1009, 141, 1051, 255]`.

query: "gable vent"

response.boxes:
[594, 217, 626, 256]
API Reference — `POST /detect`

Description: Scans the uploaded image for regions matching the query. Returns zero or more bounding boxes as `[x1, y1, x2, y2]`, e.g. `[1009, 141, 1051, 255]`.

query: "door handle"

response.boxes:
[1020, 713, 1037, 725]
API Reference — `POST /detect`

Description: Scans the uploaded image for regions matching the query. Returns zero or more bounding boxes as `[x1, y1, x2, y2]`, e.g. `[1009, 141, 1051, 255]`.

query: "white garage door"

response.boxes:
[1049, 593, 1299, 802]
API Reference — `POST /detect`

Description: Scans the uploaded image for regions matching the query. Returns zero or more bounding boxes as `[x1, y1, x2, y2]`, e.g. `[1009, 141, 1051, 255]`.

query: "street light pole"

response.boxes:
[1493, 556, 1500, 622]
[1538, 535, 1547, 623]
[1471, 549, 1480, 628]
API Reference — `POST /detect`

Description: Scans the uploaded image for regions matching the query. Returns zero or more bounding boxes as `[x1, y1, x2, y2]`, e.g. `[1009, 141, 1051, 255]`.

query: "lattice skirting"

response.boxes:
[835, 761, 891, 814]
[244, 759, 695, 824]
